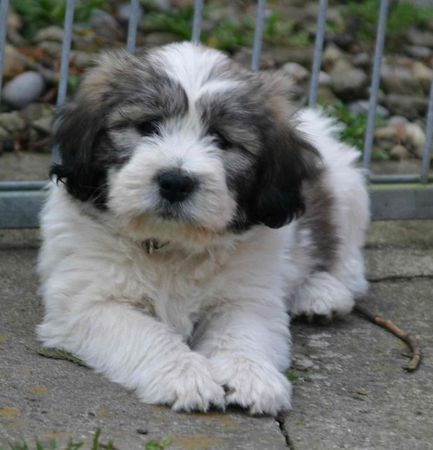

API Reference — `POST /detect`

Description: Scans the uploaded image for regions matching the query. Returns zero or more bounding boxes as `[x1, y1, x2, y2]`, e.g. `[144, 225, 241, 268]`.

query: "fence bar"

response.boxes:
[421, 76, 433, 183]
[362, 0, 389, 172]
[308, 0, 327, 107]
[0, 0, 9, 104]
[126, 0, 140, 53]
[56, 0, 75, 109]
[251, 0, 266, 71]
[0, 181, 46, 191]
[52, 0, 74, 163]
[191, 0, 204, 44]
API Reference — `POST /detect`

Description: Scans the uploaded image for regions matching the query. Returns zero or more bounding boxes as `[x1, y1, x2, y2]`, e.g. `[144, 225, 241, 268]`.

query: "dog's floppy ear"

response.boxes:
[50, 101, 107, 204]
[251, 113, 321, 229]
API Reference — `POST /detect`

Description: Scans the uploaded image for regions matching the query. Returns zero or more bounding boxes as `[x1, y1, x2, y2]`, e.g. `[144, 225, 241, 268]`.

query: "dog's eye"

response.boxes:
[135, 119, 160, 137]
[210, 131, 231, 150]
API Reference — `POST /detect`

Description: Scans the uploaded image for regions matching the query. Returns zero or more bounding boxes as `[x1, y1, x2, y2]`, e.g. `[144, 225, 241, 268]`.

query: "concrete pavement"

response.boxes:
[1, 221, 432, 449]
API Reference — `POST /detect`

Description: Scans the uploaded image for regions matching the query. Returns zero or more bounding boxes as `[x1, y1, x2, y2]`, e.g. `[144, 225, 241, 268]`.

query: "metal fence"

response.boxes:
[0, 0, 432, 228]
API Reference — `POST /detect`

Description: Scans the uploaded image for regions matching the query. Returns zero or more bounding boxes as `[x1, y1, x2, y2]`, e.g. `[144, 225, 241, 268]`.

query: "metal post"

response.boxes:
[308, 0, 327, 107]
[191, 0, 204, 44]
[362, 0, 389, 173]
[53, 0, 75, 163]
[126, 0, 140, 53]
[421, 77, 433, 183]
[251, 0, 266, 71]
[0, 0, 9, 104]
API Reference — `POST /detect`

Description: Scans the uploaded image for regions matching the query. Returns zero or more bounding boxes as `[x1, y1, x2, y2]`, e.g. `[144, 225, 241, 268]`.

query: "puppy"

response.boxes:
[37, 42, 369, 416]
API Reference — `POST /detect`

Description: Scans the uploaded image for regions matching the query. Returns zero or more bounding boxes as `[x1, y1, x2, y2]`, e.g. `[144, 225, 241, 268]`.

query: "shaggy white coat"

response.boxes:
[38, 43, 369, 416]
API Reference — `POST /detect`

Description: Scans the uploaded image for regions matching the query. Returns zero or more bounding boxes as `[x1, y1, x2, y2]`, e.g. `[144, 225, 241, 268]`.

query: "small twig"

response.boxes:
[354, 304, 422, 372]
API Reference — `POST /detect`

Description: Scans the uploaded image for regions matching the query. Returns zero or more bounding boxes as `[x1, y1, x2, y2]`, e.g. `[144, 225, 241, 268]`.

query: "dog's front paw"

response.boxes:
[210, 355, 292, 416]
[137, 353, 225, 412]
[288, 271, 354, 319]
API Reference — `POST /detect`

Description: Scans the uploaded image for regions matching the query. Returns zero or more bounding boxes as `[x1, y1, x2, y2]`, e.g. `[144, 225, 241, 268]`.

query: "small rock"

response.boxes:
[407, 28, 433, 48]
[381, 64, 419, 95]
[388, 116, 408, 127]
[384, 94, 428, 120]
[0, 111, 25, 141]
[295, 357, 314, 371]
[405, 45, 432, 60]
[319, 71, 331, 87]
[412, 62, 433, 93]
[264, 46, 314, 67]
[70, 51, 97, 70]
[405, 123, 426, 157]
[330, 61, 367, 99]
[32, 116, 53, 135]
[348, 100, 389, 118]
[374, 126, 397, 141]
[352, 52, 371, 69]
[34, 25, 64, 43]
[39, 41, 62, 57]
[281, 62, 309, 83]
[2, 71, 45, 109]
[323, 44, 345, 71]
[2, 45, 27, 79]
[144, 32, 182, 47]
[390, 144, 411, 161]
[317, 86, 340, 106]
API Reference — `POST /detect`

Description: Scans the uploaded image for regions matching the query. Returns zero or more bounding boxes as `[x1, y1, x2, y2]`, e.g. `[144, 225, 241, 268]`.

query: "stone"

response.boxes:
[407, 28, 433, 48]
[2, 72, 45, 109]
[405, 123, 426, 157]
[317, 86, 340, 106]
[330, 61, 367, 99]
[323, 44, 345, 71]
[70, 51, 98, 70]
[263, 46, 314, 67]
[412, 62, 433, 93]
[281, 62, 309, 83]
[33, 26, 64, 43]
[143, 32, 182, 47]
[405, 45, 432, 60]
[39, 41, 62, 57]
[388, 115, 408, 127]
[348, 100, 389, 118]
[381, 64, 419, 95]
[384, 94, 428, 120]
[390, 144, 411, 161]
[318, 71, 331, 87]
[352, 52, 371, 68]
[0, 111, 25, 132]
[2, 45, 27, 79]
[32, 116, 53, 136]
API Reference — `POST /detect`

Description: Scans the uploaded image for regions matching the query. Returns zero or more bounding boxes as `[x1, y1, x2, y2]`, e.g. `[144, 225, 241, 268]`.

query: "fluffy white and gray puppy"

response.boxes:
[38, 42, 369, 416]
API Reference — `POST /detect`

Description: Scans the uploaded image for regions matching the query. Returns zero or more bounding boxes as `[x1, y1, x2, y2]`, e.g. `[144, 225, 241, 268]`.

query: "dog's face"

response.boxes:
[52, 43, 320, 243]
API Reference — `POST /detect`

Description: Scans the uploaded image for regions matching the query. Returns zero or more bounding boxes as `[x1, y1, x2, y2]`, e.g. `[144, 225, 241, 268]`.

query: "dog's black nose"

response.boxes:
[157, 170, 197, 203]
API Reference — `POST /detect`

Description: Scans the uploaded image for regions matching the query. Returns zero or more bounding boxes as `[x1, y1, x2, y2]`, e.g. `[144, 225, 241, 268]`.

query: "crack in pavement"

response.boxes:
[368, 274, 433, 283]
[276, 413, 295, 449]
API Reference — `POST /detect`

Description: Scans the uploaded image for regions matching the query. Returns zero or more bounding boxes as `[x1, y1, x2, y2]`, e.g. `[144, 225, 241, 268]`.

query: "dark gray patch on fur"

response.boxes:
[298, 174, 340, 271]
[51, 50, 188, 208]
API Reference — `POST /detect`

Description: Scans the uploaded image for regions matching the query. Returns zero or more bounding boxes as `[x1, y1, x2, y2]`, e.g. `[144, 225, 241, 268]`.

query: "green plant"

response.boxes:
[11, 0, 104, 38]
[141, 6, 194, 40]
[322, 102, 387, 159]
[145, 437, 172, 450]
[344, 0, 433, 44]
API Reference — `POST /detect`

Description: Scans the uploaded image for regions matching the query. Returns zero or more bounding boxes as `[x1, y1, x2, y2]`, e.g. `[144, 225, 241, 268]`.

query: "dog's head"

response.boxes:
[52, 42, 321, 243]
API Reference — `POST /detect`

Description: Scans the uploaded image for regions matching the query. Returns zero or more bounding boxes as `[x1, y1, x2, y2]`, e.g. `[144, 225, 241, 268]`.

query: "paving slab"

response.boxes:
[1, 221, 433, 449]
[0, 236, 287, 450]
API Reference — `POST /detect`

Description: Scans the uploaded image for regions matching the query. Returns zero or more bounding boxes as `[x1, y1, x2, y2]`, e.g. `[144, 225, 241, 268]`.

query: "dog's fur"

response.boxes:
[37, 42, 369, 416]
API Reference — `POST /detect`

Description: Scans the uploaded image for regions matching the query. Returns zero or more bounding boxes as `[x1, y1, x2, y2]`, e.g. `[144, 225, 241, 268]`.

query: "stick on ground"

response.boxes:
[354, 304, 422, 372]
